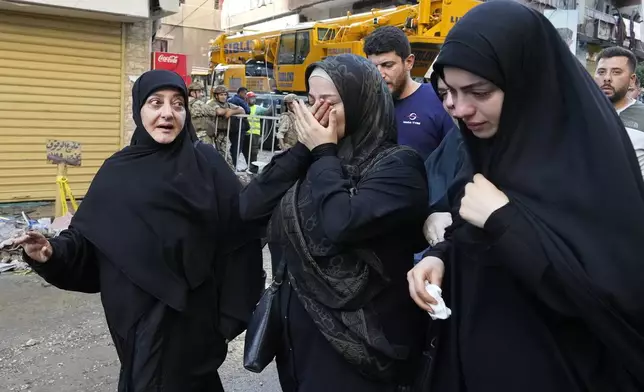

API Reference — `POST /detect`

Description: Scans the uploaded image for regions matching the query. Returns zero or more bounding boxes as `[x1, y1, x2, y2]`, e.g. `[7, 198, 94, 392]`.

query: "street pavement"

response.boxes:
[0, 247, 281, 392]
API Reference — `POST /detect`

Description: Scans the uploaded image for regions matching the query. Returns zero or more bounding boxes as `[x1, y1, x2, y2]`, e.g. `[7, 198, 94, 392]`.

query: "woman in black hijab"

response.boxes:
[408, 2, 644, 391]
[14, 70, 264, 391]
[240, 54, 429, 391]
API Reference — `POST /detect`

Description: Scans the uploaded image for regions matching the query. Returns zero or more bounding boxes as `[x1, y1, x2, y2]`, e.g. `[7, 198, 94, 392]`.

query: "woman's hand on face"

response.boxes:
[308, 99, 332, 127]
[12, 231, 53, 263]
[293, 100, 338, 151]
[407, 256, 445, 313]
[459, 173, 509, 228]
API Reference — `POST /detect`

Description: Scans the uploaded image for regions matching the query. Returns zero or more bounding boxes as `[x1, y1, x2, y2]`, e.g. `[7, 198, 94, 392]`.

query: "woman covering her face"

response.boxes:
[240, 54, 430, 391]
[409, 2, 644, 391]
[15, 70, 264, 391]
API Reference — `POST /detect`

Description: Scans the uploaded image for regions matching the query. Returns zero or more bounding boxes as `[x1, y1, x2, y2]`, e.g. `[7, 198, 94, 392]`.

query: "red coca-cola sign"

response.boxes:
[152, 51, 190, 85]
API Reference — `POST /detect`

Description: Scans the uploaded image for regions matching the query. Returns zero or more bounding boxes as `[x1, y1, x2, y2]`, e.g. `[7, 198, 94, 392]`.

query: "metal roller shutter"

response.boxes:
[0, 11, 123, 202]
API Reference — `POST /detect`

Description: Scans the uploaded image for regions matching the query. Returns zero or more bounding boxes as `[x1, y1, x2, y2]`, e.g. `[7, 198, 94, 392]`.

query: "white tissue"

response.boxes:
[425, 283, 452, 320]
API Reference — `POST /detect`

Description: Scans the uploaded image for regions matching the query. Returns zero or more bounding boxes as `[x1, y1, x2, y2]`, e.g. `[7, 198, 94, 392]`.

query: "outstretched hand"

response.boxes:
[292, 100, 338, 151]
[12, 231, 53, 263]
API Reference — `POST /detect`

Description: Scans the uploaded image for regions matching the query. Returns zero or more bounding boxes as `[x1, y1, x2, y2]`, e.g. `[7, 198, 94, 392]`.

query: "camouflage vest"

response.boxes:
[190, 98, 217, 137]
[208, 100, 234, 132]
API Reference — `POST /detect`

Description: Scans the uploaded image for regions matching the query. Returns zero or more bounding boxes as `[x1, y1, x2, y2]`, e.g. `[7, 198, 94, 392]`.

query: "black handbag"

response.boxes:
[243, 257, 286, 373]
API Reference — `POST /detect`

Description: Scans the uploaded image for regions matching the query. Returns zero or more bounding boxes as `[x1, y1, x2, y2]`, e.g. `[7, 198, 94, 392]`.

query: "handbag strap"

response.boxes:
[273, 257, 287, 286]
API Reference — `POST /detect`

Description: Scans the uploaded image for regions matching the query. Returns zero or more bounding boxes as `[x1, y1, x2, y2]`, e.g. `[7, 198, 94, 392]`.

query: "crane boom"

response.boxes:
[208, 0, 481, 94]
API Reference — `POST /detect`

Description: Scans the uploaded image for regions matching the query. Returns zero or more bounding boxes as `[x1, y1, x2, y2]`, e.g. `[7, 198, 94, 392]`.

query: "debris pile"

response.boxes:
[0, 213, 61, 274]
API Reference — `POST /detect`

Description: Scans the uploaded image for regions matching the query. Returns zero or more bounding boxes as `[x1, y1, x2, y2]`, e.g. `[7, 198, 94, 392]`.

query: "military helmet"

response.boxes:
[213, 85, 228, 94]
[283, 93, 297, 103]
[188, 80, 204, 91]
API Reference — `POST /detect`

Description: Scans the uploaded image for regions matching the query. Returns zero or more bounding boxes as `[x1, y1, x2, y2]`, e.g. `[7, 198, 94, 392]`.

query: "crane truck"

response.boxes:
[207, 0, 481, 95]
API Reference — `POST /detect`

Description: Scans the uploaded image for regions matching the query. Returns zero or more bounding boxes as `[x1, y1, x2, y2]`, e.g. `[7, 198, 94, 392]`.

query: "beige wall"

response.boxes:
[159, 0, 222, 73]
[222, 0, 291, 29]
[123, 21, 153, 145]
[157, 25, 222, 73]
[164, 0, 222, 30]
[0, 0, 151, 20]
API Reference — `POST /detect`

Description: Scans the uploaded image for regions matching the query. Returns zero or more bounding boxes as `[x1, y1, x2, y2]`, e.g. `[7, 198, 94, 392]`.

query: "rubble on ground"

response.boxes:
[0, 213, 68, 275]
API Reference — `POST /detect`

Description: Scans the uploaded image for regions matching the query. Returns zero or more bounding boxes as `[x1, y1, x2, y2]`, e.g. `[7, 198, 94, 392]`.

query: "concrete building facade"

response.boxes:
[155, 0, 223, 73]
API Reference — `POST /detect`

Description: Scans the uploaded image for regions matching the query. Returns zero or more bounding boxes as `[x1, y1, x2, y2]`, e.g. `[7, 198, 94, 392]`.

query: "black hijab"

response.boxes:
[271, 55, 408, 381]
[72, 70, 220, 332]
[434, 1, 644, 383]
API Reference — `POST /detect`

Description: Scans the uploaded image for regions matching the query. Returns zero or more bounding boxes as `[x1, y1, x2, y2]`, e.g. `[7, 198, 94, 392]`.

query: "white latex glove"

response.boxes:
[423, 212, 452, 246]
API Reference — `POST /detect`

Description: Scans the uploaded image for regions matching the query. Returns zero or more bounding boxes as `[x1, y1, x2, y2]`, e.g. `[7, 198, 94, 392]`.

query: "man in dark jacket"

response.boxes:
[228, 87, 251, 114]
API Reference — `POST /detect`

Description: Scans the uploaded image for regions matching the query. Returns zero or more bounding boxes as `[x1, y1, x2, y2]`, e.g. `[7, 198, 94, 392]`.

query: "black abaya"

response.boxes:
[29, 228, 229, 391]
[26, 71, 263, 391]
[424, 2, 644, 391]
[240, 55, 430, 391]
[241, 144, 429, 392]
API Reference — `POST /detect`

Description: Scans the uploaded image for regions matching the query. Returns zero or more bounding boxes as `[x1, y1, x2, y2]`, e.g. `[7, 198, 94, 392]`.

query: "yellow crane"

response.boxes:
[209, 0, 481, 94]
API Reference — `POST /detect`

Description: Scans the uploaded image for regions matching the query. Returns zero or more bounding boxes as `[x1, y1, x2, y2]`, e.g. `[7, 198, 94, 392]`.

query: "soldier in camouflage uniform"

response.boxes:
[276, 94, 299, 151]
[188, 82, 236, 170]
[207, 85, 245, 169]
[188, 81, 217, 144]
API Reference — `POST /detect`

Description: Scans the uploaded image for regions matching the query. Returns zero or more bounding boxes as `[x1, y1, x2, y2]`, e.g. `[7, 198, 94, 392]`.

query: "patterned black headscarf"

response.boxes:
[270, 54, 410, 382]
[305, 54, 397, 176]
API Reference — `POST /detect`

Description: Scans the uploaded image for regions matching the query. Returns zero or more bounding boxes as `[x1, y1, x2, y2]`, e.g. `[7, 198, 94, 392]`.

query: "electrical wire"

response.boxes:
[164, 0, 211, 37]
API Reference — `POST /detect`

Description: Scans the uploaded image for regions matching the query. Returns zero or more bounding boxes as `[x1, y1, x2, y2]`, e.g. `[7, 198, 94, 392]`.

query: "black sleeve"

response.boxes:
[306, 146, 429, 243]
[196, 141, 263, 252]
[423, 240, 452, 261]
[483, 202, 577, 316]
[25, 227, 100, 293]
[197, 143, 266, 341]
[239, 143, 312, 223]
[215, 203, 264, 341]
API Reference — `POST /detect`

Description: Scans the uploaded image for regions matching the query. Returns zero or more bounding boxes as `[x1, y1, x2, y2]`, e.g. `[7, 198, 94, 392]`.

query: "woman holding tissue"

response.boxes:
[408, 2, 644, 391]
[240, 54, 429, 391]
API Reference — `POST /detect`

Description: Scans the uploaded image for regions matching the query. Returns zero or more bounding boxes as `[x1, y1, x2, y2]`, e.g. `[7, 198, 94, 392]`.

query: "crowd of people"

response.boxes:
[187, 82, 275, 175]
[12, 1, 644, 391]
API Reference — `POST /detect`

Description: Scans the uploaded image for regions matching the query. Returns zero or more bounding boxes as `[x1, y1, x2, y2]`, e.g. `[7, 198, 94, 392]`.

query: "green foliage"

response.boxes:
[636, 64, 644, 87]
